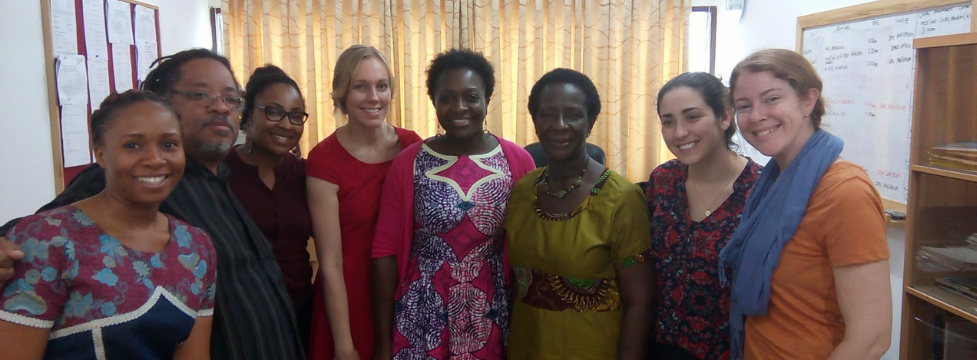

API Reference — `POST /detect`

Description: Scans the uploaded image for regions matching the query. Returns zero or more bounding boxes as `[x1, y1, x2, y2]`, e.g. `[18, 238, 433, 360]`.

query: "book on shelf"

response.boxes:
[936, 282, 977, 303]
[929, 141, 977, 172]
[920, 246, 977, 271]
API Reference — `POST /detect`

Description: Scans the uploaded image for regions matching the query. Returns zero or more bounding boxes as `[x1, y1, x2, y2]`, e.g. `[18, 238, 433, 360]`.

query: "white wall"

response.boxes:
[0, 0, 215, 223]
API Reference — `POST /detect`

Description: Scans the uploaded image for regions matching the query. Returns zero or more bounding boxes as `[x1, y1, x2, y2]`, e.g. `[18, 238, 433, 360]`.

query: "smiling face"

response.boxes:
[533, 82, 592, 163]
[432, 68, 487, 140]
[344, 57, 392, 128]
[167, 58, 242, 163]
[246, 82, 305, 156]
[732, 70, 818, 168]
[659, 86, 731, 166]
[95, 101, 185, 207]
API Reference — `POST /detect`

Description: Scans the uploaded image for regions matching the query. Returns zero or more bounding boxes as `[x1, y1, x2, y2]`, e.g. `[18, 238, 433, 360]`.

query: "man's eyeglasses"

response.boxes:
[257, 105, 309, 125]
[171, 89, 245, 111]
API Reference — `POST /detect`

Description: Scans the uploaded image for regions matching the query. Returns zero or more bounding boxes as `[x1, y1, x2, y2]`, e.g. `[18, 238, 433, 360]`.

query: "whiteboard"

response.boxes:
[800, 3, 971, 203]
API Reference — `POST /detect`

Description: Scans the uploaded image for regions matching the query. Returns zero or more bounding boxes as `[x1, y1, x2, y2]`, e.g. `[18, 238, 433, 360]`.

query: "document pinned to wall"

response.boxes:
[81, 0, 108, 60]
[134, 5, 158, 82]
[105, 0, 134, 45]
[56, 54, 89, 106]
[50, 0, 79, 55]
[61, 102, 92, 167]
[88, 59, 111, 107]
[111, 44, 134, 91]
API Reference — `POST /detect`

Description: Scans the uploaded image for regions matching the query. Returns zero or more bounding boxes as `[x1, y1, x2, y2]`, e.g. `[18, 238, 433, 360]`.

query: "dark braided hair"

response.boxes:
[140, 48, 239, 95]
[426, 49, 495, 105]
[242, 65, 304, 128]
[90, 90, 180, 146]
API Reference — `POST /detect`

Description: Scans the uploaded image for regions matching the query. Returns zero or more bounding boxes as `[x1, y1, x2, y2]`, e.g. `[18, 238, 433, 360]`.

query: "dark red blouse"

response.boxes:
[646, 158, 762, 360]
[224, 148, 314, 311]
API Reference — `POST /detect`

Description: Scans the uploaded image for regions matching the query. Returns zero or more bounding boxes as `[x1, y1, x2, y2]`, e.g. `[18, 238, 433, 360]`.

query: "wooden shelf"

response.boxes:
[911, 164, 977, 183]
[906, 286, 977, 325]
[901, 32, 977, 360]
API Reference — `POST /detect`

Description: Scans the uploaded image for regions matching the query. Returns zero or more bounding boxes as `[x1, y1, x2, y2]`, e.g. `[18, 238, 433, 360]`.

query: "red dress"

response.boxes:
[306, 127, 422, 359]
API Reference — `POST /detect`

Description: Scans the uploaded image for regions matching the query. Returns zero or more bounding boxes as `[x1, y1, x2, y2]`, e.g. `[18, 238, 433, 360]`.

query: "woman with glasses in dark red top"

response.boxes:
[223, 65, 315, 348]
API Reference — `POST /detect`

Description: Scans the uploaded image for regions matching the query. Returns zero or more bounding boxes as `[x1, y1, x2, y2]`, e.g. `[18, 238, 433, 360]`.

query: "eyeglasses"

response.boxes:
[257, 105, 309, 125]
[170, 89, 245, 110]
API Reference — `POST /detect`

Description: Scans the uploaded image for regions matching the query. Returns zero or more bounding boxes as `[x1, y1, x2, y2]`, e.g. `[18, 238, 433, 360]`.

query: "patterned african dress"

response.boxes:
[391, 144, 511, 360]
[0, 206, 217, 360]
[504, 168, 652, 359]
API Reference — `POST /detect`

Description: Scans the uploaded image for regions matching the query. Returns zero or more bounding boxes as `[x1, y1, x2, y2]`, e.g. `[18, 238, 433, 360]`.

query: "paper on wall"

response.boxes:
[61, 102, 92, 167]
[88, 58, 111, 107]
[56, 54, 89, 106]
[105, 0, 134, 45]
[81, 0, 108, 60]
[111, 44, 133, 91]
[133, 5, 159, 82]
[50, 0, 79, 56]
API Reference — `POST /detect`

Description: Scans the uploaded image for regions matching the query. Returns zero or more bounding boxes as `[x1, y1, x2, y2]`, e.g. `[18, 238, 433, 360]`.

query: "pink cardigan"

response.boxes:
[371, 135, 536, 287]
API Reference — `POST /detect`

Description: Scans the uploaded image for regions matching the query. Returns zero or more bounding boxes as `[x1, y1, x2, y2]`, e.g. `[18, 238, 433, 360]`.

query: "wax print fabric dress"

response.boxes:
[504, 168, 652, 360]
[0, 206, 217, 360]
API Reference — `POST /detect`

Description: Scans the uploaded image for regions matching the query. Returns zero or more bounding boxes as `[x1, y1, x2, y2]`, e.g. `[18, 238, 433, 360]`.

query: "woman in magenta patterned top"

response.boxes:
[0, 91, 217, 360]
[371, 49, 535, 360]
[646, 73, 761, 360]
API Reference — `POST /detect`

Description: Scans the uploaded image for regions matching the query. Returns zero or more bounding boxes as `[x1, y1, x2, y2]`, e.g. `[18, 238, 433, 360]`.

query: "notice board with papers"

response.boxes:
[41, 0, 161, 191]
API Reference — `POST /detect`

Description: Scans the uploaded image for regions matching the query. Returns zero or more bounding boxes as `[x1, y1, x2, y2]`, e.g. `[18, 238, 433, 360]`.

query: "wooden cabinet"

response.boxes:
[900, 32, 977, 360]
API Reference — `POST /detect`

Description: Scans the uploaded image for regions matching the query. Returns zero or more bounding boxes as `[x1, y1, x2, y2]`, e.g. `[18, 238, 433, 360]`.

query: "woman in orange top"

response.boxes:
[720, 48, 892, 360]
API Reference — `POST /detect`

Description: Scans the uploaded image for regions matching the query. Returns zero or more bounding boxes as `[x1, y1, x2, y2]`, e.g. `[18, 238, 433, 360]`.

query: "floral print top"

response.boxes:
[646, 159, 761, 360]
[0, 206, 217, 360]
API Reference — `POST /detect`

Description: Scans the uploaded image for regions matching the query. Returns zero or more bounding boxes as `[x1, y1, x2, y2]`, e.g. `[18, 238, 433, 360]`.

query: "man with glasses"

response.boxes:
[0, 49, 306, 360]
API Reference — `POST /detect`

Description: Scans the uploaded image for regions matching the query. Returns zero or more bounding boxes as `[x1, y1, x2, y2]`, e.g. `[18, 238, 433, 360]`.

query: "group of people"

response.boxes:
[0, 44, 892, 360]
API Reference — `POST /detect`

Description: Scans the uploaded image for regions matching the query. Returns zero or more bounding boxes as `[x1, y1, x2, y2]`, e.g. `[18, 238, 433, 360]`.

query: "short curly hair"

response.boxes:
[425, 49, 495, 104]
[527, 68, 601, 124]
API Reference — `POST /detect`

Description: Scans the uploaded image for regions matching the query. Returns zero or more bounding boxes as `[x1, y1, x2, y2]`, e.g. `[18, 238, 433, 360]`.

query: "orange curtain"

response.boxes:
[222, 0, 688, 181]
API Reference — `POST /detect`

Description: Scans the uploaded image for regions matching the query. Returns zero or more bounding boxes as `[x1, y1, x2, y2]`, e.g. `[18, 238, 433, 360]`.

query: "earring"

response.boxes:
[245, 138, 253, 154]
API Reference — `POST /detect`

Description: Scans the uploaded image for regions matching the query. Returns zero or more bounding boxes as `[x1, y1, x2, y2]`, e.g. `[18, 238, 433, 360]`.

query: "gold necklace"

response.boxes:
[540, 160, 589, 199]
[688, 169, 739, 217]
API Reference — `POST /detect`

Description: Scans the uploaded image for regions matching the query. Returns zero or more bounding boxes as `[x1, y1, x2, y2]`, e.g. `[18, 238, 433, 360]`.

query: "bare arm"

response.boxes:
[173, 316, 213, 360]
[826, 259, 892, 360]
[370, 256, 398, 360]
[0, 239, 25, 287]
[616, 261, 655, 360]
[0, 321, 50, 360]
[308, 177, 360, 359]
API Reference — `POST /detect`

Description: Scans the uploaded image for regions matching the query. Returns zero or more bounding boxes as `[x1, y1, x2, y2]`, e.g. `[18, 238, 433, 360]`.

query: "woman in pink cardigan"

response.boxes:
[370, 49, 535, 360]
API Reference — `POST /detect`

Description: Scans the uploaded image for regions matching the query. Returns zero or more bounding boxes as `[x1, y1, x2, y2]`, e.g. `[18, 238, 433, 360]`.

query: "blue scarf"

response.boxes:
[718, 129, 843, 359]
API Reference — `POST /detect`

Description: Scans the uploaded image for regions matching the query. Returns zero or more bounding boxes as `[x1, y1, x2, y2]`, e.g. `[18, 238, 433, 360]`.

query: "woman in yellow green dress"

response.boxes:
[504, 68, 656, 360]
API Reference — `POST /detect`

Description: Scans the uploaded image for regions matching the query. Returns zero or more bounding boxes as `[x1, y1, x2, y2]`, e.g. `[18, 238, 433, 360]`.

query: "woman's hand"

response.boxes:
[334, 347, 362, 360]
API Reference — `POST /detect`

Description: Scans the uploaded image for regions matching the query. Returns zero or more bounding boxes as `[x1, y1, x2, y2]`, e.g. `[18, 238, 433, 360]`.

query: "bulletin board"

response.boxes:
[40, 0, 162, 192]
[796, 0, 973, 213]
